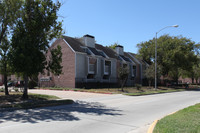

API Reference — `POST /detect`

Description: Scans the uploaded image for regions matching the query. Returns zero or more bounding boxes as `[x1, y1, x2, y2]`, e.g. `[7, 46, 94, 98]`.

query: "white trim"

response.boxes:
[62, 38, 76, 53]
[97, 49, 109, 58]
[76, 51, 87, 55]
[127, 57, 136, 65]
[127, 52, 141, 64]
[87, 48, 95, 56]
[119, 55, 126, 63]
[80, 46, 95, 56]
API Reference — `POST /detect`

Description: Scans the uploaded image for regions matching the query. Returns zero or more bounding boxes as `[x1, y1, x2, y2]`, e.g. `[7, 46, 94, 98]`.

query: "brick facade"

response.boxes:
[39, 38, 76, 88]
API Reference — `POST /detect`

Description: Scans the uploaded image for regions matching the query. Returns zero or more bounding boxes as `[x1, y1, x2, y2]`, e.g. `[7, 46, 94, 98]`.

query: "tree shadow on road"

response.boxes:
[0, 101, 122, 124]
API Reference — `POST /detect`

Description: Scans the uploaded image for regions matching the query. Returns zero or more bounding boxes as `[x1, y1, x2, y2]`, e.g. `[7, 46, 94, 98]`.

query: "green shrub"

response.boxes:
[14, 88, 19, 92]
[0, 88, 4, 92]
[135, 84, 142, 90]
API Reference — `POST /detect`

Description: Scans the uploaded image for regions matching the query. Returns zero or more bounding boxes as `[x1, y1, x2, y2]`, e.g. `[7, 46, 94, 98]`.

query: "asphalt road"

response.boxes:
[1, 90, 200, 133]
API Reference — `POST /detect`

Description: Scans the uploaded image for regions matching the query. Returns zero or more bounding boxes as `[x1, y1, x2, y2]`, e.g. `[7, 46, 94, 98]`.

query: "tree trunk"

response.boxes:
[121, 80, 124, 92]
[121, 77, 128, 92]
[0, 25, 7, 44]
[4, 74, 9, 95]
[192, 77, 194, 84]
[22, 75, 29, 99]
[176, 78, 179, 85]
[3, 60, 9, 95]
[148, 79, 151, 87]
[175, 70, 179, 85]
[195, 78, 198, 84]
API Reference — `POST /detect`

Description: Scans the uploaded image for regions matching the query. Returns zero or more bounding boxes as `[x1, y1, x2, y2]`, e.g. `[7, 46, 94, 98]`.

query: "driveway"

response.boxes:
[29, 89, 110, 100]
[1, 90, 200, 133]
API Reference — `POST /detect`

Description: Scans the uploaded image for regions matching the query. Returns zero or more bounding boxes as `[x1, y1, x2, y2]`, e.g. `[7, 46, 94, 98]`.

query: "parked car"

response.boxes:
[7, 82, 14, 87]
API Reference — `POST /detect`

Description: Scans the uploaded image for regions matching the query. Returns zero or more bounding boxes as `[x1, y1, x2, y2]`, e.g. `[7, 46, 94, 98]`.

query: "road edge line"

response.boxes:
[147, 120, 158, 133]
[147, 111, 177, 133]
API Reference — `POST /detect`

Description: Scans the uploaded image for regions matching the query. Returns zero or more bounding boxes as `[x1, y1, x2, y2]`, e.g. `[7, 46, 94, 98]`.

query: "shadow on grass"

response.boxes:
[0, 101, 122, 124]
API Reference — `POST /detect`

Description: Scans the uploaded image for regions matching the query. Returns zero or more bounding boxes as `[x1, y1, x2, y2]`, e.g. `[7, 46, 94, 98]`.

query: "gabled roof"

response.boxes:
[62, 35, 148, 66]
[63, 35, 118, 59]
[120, 55, 132, 62]
[63, 36, 84, 53]
[128, 52, 148, 65]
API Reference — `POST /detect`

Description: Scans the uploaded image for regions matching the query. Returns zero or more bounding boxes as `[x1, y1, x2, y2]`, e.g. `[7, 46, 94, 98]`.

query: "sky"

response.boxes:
[57, 0, 200, 53]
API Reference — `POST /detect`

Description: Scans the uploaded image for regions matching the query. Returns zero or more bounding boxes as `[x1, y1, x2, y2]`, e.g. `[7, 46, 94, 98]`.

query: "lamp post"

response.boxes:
[155, 25, 178, 90]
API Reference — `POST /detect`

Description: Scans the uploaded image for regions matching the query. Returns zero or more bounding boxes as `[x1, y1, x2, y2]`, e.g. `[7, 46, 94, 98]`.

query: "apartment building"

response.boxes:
[39, 34, 148, 88]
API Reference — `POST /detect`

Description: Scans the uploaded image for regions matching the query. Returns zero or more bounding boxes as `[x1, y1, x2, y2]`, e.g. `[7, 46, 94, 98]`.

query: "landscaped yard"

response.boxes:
[38, 85, 200, 96]
[153, 103, 200, 133]
[0, 92, 73, 110]
[1, 84, 199, 111]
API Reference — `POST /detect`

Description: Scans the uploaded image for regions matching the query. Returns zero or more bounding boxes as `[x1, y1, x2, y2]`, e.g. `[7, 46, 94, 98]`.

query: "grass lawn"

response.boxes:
[153, 103, 200, 133]
[125, 88, 185, 96]
[38, 85, 199, 96]
[0, 92, 73, 110]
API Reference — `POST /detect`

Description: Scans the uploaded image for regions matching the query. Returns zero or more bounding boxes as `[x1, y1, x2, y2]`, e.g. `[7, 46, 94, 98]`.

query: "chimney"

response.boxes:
[115, 45, 124, 55]
[83, 34, 95, 48]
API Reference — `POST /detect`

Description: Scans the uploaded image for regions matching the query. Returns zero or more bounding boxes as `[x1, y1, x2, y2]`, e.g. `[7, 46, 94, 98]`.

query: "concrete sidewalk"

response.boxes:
[29, 89, 112, 100]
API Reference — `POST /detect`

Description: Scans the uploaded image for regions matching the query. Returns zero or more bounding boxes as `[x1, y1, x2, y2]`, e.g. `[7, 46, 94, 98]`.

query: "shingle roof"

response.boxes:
[63, 36, 118, 59]
[128, 52, 147, 65]
[120, 55, 132, 62]
[62, 35, 146, 65]
[87, 47, 102, 56]
[95, 44, 118, 59]
[62, 36, 84, 53]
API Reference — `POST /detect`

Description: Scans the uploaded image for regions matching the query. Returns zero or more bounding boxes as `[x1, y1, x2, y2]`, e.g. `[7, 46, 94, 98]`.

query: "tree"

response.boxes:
[48, 45, 63, 76]
[144, 64, 162, 87]
[107, 42, 119, 49]
[0, 0, 22, 43]
[0, 37, 11, 95]
[181, 61, 200, 84]
[118, 66, 129, 92]
[144, 64, 155, 87]
[10, 0, 63, 99]
[0, 0, 22, 95]
[137, 35, 198, 84]
[193, 64, 200, 84]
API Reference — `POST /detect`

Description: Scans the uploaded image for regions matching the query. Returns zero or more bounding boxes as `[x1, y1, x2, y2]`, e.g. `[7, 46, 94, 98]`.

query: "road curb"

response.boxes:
[147, 111, 177, 133]
[147, 120, 158, 133]
[36, 88, 113, 95]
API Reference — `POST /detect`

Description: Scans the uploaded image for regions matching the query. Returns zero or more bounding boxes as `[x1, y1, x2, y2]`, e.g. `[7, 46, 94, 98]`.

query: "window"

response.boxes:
[131, 65, 136, 77]
[104, 60, 111, 75]
[87, 57, 97, 78]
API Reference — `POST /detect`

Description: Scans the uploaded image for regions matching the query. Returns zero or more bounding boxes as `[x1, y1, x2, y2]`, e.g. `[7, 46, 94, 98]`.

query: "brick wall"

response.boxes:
[39, 38, 76, 88]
